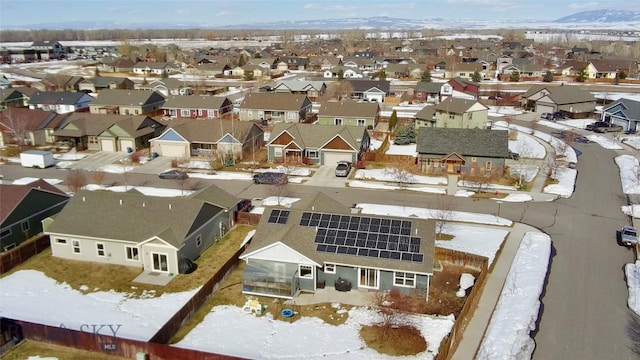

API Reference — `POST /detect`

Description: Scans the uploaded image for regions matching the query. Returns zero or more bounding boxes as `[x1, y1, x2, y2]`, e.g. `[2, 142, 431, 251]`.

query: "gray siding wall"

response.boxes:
[178, 213, 230, 262]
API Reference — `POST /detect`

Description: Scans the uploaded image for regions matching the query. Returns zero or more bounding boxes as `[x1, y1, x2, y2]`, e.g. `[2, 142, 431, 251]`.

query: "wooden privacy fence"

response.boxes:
[0, 235, 50, 274]
[433, 244, 502, 360]
[5, 319, 243, 360]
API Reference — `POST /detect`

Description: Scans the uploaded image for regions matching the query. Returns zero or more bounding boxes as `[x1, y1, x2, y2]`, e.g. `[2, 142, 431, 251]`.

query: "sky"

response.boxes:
[0, 0, 637, 29]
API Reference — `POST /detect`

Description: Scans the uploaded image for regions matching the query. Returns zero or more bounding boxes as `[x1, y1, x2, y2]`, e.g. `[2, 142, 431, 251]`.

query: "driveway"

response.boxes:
[303, 165, 349, 188]
[134, 156, 174, 175]
[66, 151, 130, 171]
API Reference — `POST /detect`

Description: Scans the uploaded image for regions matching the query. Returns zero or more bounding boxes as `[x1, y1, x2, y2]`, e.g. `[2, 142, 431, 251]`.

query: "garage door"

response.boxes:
[536, 104, 554, 114]
[323, 151, 353, 166]
[120, 139, 134, 153]
[100, 139, 115, 152]
[159, 143, 188, 158]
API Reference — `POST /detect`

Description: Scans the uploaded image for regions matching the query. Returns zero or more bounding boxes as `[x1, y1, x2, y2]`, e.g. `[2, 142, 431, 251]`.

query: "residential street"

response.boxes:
[0, 120, 638, 359]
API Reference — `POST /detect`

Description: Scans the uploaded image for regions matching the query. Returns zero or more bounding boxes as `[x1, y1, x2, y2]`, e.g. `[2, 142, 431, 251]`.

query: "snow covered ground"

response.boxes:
[0, 270, 199, 342]
[176, 305, 454, 360]
[477, 232, 552, 360]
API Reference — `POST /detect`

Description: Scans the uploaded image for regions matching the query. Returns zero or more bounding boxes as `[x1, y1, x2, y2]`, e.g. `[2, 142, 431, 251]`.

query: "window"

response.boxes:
[324, 263, 336, 274]
[3, 243, 16, 251]
[126, 246, 139, 261]
[357, 119, 366, 126]
[89, 136, 98, 144]
[449, 114, 455, 120]
[272, 111, 283, 117]
[196, 235, 202, 247]
[307, 150, 319, 158]
[181, 109, 191, 117]
[72, 240, 81, 254]
[471, 157, 477, 163]
[198, 109, 204, 116]
[274, 147, 283, 157]
[299, 265, 313, 278]
[96, 243, 105, 257]
[485, 161, 492, 171]
[394, 272, 416, 287]
[21, 221, 29, 232]
[56, 238, 67, 244]
[134, 110, 140, 115]
[0, 229, 11, 238]
[334, 118, 343, 125]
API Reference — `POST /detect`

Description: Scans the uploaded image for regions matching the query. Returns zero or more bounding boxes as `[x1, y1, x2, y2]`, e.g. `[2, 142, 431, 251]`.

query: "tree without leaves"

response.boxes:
[575, 68, 588, 82]
[384, 165, 415, 189]
[325, 80, 353, 101]
[432, 196, 456, 239]
[371, 288, 412, 340]
[0, 109, 35, 148]
[543, 70, 553, 82]
[66, 170, 87, 194]
[627, 313, 640, 356]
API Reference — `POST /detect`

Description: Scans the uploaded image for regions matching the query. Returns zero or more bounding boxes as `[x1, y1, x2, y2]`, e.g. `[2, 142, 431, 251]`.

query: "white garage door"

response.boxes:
[100, 139, 115, 152]
[323, 151, 353, 166]
[536, 104, 554, 114]
[159, 143, 188, 158]
[120, 139, 134, 153]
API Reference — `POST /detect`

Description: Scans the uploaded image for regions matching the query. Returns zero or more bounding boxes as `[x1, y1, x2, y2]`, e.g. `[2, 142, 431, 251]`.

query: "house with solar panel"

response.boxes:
[239, 193, 435, 300]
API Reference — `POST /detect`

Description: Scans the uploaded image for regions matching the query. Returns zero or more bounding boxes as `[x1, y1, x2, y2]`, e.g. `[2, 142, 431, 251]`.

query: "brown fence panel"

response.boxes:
[0, 235, 50, 274]
[148, 247, 245, 344]
[12, 320, 244, 360]
[236, 212, 262, 225]
[433, 246, 494, 360]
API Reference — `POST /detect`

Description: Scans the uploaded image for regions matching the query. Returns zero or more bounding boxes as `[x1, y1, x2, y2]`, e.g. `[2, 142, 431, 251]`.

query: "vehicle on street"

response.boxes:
[335, 161, 353, 177]
[20, 150, 55, 169]
[253, 172, 288, 185]
[158, 169, 188, 180]
[594, 123, 623, 133]
[574, 136, 593, 143]
[620, 225, 638, 247]
[540, 112, 553, 120]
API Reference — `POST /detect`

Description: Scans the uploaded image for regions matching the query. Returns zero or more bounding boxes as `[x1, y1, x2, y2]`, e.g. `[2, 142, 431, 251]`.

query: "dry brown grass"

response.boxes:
[169, 261, 353, 344]
[1, 225, 255, 298]
[419, 264, 480, 317]
[3, 340, 129, 360]
[360, 324, 427, 356]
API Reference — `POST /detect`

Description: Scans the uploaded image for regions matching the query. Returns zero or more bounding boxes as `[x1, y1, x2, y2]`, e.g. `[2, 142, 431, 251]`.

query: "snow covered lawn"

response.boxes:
[0, 270, 199, 341]
[477, 232, 551, 360]
[354, 169, 447, 185]
[175, 305, 454, 360]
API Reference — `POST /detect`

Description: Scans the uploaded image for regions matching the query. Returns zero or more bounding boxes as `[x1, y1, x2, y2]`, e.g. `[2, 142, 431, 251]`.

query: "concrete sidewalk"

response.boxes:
[451, 223, 540, 360]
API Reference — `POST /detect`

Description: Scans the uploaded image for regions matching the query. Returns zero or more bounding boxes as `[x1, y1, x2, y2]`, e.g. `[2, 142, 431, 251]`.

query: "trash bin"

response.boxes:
[151, 152, 158, 159]
[126, 147, 133, 153]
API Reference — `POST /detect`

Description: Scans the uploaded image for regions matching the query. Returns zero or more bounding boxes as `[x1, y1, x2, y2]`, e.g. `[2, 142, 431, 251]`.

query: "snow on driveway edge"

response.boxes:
[476, 232, 551, 360]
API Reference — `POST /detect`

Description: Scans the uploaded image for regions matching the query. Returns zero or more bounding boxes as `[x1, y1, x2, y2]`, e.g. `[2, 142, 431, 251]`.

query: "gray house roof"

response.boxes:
[604, 98, 640, 120]
[415, 82, 443, 93]
[272, 80, 326, 92]
[434, 97, 485, 114]
[82, 76, 131, 88]
[45, 187, 226, 248]
[417, 127, 510, 158]
[268, 123, 366, 150]
[243, 192, 435, 274]
[90, 89, 165, 107]
[28, 91, 92, 106]
[53, 113, 147, 137]
[522, 85, 595, 104]
[162, 95, 230, 110]
[346, 80, 391, 94]
[415, 106, 436, 121]
[317, 99, 379, 118]
[240, 93, 310, 111]
[159, 119, 260, 144]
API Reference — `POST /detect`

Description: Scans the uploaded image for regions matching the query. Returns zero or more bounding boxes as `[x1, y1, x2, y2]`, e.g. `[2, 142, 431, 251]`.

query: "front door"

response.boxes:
[447, 162, 454, 173]
[151, 253, 168, 272]
[359, 267, 379, 289]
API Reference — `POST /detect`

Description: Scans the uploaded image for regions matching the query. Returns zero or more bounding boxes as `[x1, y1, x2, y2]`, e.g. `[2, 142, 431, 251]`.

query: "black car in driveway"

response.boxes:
[253, 172, 288, 184]
[158, 169, 189, 180]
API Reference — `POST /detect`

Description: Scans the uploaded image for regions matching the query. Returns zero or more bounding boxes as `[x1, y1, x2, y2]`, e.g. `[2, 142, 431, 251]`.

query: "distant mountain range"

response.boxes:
[3, 10, 640, 31]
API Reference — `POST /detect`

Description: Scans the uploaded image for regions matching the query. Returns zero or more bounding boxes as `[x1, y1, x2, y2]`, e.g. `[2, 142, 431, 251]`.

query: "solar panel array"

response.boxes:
[299, 212, 424, 263]
[267, 209, 290, 224]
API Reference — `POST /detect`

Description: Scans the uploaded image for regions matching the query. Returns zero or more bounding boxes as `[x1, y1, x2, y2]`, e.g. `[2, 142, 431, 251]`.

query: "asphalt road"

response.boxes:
[1, 123, 638, 358]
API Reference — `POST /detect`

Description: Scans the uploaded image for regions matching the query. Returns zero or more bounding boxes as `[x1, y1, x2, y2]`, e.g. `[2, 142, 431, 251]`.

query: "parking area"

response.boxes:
[303, 165, 350, 188]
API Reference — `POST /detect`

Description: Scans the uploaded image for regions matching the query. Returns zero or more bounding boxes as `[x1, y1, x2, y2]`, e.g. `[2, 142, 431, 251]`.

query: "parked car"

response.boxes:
[540, 112, 553, 120]
[158, 169, 188, 180]
[594, 124, 623, 133]
[335, 161, 353, 177]
[508, 151, 520, 160]
[585, 121, 609, 131]
[574, 136, 593, 143]
[620, 226, 638, 247]
[253, 172, 288, 185]
[552, 111, 566, 120]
